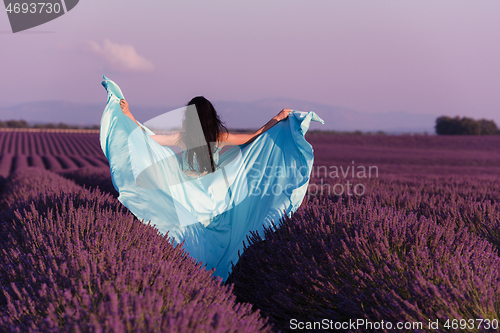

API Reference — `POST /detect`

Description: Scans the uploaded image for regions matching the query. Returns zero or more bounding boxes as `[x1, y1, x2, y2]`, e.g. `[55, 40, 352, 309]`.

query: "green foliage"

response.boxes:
[0, 119, 29, 128]
[435, 116, 499, 135]
[33, 122, 79, 129]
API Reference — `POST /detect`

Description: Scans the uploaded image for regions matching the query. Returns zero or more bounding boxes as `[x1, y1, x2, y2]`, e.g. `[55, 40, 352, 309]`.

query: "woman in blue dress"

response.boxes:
[119, 97, 293, 176]
[100, 77, 324, 281]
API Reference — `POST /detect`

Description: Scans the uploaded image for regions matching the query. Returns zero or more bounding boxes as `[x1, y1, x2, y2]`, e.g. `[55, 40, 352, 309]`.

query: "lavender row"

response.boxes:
[0, 168, 83, 211]
[0, 168, 271, 332]
[311, 175, 500, 250]
[229, 175, 500, 332]
[306, 133, 500, 152]
[57, 166, 119, 199]
[0, 131, 103, 156]
[0, 154, 109, 178]
[307, 133, 500, 176]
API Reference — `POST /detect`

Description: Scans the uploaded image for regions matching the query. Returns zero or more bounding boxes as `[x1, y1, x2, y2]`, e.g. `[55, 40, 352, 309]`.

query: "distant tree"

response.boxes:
[479, 119, 499, 135]
[2, 119, 94, 129]
[435, 116, 499, 135]
[82, 124, 100, 130]
[435, 116, 455, 135]
[55, 122, 78, 129]
[34, 123, 55, 129]
[33, 122, 79, 129]
[460, 117, 481, 135]
[5, 119, 29, 128]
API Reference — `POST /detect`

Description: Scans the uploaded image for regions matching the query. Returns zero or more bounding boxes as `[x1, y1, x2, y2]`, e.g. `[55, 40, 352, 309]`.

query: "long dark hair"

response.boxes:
[180, 96, 228, 173]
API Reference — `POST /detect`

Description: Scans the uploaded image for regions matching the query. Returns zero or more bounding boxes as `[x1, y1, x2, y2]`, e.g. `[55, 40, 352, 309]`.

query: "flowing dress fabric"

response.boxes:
[99, 77, 324, 280]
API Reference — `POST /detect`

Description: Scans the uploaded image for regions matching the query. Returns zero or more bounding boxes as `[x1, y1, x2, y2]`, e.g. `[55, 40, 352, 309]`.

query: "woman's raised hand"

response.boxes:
[120, 99, 131, 114]
[119, 99, 144, 132]
[274, 109, 293, 122]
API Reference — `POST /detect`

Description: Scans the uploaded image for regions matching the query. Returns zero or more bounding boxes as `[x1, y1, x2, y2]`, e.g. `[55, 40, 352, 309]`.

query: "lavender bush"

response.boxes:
[0, 131, 108, 179]
[362, 175, 500, 252]
[0, 131, 102, 156]
[43, 154, 63, 171]
[0, 168, 271, 332]
[3, 131, 500, 332]
[228, 176, 500, 332]
[307, 133, 500, 176]
[58, 166, 119, 198]
[28, 154, 46, 169]
[0, 153, 14, 178]
[0, 168, 82, 211]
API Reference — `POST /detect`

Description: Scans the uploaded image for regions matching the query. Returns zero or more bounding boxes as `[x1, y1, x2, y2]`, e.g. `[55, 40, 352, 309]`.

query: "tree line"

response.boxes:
[435, 116, 499, 135]
[0, 119, 99, 130]
[2, 117, 498, 135]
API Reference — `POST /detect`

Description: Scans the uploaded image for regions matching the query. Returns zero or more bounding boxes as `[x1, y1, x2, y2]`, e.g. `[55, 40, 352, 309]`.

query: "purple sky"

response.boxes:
[1, 1, 500, 124]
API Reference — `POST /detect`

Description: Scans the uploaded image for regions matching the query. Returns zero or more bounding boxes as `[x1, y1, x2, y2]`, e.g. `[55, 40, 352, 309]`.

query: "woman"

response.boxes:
[119, 97, 293, 177]
[100, 76, 323, 281]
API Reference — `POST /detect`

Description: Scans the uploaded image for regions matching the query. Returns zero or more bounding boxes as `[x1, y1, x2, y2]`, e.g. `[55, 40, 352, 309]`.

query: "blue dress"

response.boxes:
[99, 76, 324, 281]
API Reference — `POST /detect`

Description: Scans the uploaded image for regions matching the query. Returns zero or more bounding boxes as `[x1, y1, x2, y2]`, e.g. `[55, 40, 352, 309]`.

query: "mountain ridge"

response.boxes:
[0, 99, 436, 133]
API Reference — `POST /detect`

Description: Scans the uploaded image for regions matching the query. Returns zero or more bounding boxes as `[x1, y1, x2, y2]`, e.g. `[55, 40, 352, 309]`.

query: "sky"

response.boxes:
[1, 0, 500, 125]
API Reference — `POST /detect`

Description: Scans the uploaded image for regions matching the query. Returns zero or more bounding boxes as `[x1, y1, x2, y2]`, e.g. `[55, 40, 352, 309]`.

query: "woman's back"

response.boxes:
[179, 145, 222, 177]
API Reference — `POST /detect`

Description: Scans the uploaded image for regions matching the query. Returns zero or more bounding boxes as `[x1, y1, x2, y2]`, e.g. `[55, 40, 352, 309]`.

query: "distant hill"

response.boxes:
[212, 98, 436, 134]
[0, 99, 436, 133]
[0, 101, 105, 127]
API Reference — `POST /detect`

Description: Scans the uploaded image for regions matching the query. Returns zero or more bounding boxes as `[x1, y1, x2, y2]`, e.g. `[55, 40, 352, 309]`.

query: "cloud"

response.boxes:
[89, 39, 154, 72]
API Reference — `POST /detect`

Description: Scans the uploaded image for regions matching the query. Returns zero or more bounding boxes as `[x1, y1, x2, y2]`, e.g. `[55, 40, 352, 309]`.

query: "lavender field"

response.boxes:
[1, 129, 500, 332]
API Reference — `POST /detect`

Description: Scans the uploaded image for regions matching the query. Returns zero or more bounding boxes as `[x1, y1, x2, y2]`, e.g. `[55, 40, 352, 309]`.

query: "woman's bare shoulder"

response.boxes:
[149, 131, 186, 149]
[218, 131, 254, 147]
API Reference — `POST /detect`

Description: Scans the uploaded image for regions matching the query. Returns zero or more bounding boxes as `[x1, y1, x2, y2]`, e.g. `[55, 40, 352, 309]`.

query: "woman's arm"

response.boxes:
[120, 99, 145, 132]
[219, 109, 292, 147]
[149, 132, 185, 148]
[120, 99, 186, 148]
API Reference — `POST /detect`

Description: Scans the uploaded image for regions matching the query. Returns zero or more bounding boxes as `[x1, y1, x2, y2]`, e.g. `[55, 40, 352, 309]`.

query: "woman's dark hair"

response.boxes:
[181, 96, 228, 173]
